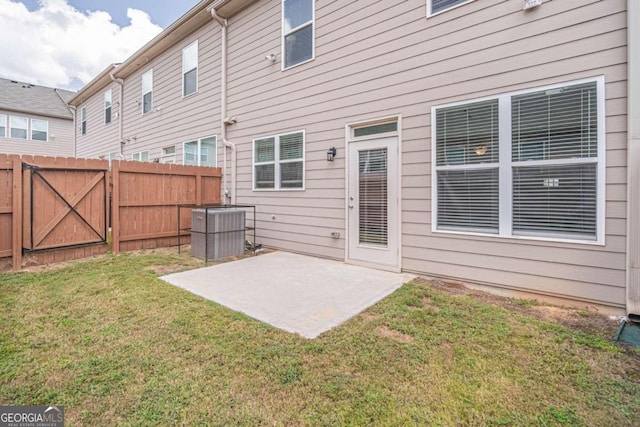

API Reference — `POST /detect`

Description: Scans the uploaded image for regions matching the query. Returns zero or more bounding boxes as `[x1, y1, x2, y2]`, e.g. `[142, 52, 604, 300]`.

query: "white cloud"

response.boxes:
[0, 0, 162, 90]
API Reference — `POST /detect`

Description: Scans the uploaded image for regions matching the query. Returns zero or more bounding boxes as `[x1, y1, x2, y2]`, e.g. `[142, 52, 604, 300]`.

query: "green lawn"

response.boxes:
[1, 251, 639, 426]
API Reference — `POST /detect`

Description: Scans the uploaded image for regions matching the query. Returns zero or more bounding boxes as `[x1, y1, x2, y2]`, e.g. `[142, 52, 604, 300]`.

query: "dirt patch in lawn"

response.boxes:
[412, 277, 623, 341]
[377, 325, 414, 343]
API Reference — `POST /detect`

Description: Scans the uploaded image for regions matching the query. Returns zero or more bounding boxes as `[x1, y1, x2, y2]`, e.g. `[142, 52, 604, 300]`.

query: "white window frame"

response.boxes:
[182, 40, 198, 97]
[141, 69, 153, 115]
[81, 106, 87, 135]
[9, 116, 28, 140]
[427, 0, 475, 17]
[0, 114, 6, 138]
[252, 130, 306, 191]
[160, 146, 176, 164]
[131, 151, 150, 162]
[104, 89, 112, 125]
[281, 0, 315, 70]
[30, 119, 48, 142]
[182, 136, 217, 167]
[431, 76, 606, 245]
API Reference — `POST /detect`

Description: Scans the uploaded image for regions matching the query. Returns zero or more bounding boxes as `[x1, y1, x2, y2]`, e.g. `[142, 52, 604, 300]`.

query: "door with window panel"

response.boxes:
[347, 137, 399, 269]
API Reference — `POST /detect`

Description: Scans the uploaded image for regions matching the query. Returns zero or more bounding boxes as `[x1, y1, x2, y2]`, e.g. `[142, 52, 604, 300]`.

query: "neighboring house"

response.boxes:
[70, 0, 640, 317]
[0, 78, 75, 157]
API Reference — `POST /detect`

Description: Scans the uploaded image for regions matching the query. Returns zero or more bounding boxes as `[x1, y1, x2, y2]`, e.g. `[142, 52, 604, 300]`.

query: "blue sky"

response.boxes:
[0, 0, 202, 89]
[18, 0, 199, 28]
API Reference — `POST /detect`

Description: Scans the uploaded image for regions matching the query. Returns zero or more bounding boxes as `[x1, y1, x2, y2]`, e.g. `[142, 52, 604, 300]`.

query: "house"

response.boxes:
[0, 78, 75, 157]
[69, 0, 640, 317]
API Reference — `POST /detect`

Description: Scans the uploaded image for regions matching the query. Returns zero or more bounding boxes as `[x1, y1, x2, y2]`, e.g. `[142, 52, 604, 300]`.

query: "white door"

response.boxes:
[347, 137, 399, 269]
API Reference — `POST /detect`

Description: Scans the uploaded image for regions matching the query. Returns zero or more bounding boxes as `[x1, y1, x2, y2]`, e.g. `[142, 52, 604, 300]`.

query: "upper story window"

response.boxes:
[81, 106, 87, 135]
[428, 0, 474, 16]
[184, 136, 216, 167]
[282, 0, 314, 69]
[0, 114, 6, 138]
[104, 89, 112, 124]
[253, 130, 305, 190]
[432, 77, 605, 244]
[182, 40, 198, 97]
[31, 119, 48, 141]
[142, 70, 153, 114]
[10, 116, 28, 139]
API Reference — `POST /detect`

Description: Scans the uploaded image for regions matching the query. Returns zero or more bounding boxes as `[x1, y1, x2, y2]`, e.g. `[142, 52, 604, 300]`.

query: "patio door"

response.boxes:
[347, 137, 399, 269]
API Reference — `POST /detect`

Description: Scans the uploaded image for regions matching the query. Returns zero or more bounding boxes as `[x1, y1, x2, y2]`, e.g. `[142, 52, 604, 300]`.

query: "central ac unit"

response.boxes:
[190, 209, 246, 261]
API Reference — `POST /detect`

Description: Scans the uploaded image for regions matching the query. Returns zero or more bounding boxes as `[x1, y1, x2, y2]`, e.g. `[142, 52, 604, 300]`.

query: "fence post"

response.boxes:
[196, 171, 202, 207]
[12, 158, 22, 271]
[111, 160, 120, 254]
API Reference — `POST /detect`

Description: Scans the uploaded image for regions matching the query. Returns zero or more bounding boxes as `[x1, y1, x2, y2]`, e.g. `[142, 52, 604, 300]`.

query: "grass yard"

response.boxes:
[1, 251, 639, 426]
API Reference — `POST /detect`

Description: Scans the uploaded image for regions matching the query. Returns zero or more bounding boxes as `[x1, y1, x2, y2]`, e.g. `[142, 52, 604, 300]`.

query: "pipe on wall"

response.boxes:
[211, 8, 237, 204]
[626, 0, 640, 317]
[109, 74, 125, 157]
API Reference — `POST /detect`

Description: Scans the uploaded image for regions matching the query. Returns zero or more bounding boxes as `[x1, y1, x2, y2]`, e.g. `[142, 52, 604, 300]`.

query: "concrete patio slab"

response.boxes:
[161, 251, 414, 338]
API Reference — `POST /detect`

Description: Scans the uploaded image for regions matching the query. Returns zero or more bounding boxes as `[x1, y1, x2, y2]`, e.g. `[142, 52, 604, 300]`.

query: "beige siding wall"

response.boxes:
[225, 0, 627, 307]
[120, 23, 222, 163]
[75, 82, 121, 159]
[74, 23, 222, 164]
[0, 109, 73, 156]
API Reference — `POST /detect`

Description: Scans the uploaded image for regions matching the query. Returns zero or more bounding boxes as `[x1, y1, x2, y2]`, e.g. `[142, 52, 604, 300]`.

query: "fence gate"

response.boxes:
[22, 162, 108, 253]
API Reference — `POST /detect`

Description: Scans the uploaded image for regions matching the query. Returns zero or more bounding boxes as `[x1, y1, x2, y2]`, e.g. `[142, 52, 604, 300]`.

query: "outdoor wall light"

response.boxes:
[327, 147, 337, 161]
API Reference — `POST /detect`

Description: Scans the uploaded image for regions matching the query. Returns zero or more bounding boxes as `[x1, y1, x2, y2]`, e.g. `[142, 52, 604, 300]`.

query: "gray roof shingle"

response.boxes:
[0, 78, 76, 119]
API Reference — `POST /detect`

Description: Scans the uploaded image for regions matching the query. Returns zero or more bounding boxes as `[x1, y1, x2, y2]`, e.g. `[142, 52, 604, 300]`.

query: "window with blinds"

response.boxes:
[254, 131, 304, 190]
[359, 149, 388, 246]
[429, 0, 474, 16]
[432, 78, 604, 243]
[512, 81, 598, 238]
[435, 99, 499, 233]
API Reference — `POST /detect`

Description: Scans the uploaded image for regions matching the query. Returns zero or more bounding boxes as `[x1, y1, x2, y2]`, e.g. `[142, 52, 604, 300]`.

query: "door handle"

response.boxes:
[349, 205, 354, 209]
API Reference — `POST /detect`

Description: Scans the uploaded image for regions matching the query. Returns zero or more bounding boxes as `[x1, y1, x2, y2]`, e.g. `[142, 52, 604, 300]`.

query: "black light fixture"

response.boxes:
[327, 147, 337, 161]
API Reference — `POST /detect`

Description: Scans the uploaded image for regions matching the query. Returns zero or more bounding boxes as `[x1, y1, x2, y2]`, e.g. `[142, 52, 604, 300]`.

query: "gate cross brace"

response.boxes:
[32, 170, 105, 247]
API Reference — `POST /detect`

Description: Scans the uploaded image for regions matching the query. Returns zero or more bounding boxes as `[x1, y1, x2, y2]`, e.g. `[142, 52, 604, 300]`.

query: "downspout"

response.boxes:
[211, 8, 237, 204]
[109, 74, 125, 158]
[54, 88, 76, 157]
[626, 0, 640, 319]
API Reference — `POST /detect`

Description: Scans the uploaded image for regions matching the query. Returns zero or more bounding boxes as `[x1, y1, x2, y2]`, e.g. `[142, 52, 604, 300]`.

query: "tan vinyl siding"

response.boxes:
[75, 82, 121, 159]
[0, 109, 73, 157]
[224, 0, 627, 307]
[120, 24, 221, 162]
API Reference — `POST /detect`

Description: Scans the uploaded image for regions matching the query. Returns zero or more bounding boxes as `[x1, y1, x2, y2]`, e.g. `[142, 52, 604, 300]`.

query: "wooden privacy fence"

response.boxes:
[111, 160, 221, 253]
[0, 154, 221, 271]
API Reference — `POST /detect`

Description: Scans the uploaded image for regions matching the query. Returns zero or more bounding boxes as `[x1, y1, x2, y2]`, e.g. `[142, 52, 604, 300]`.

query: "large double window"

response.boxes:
[282, 0, 314, 69]
[184, 136, 216, 167]
[433, 78, 604, 243]
[253, 131, 305, 190]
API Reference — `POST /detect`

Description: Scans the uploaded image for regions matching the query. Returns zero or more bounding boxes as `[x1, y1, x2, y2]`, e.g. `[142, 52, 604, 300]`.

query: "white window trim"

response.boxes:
[9, 115, 28, 140]
[430, 76, 606, 245]
[81, 106, 87, 135]
[252, 129, 306, 191]
[0, 114, 6, 138]
[427, 0, 475, 18]
[182, 40, 198, 97]
[104, 89, 112, 125]
[141, 69, 153, 115]
[30, 119, 48, 142]
[182, 136, 217, 167]
[281, 0, 315, 71]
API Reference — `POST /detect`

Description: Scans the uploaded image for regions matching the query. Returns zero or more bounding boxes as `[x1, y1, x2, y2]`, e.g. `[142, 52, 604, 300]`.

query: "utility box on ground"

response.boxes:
[190, 208, 246, 261]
